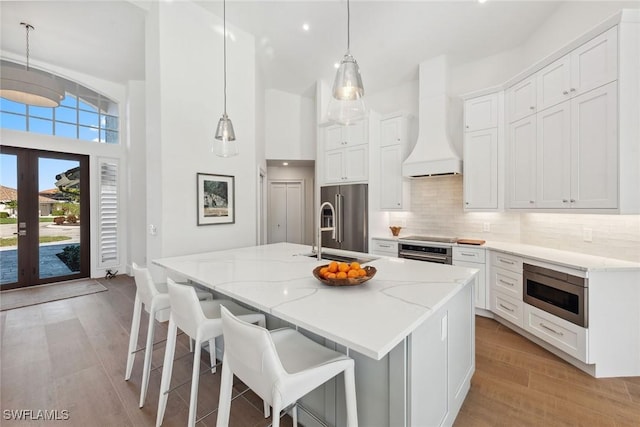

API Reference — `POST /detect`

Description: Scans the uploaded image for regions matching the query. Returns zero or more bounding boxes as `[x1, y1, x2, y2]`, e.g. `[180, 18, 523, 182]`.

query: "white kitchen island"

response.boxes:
[153, 243, 478, 427]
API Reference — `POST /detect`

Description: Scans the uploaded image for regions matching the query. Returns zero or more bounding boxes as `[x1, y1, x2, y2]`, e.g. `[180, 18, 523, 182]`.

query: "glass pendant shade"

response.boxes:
[332, 52, 364, 100]
[213, 114, 238, 157]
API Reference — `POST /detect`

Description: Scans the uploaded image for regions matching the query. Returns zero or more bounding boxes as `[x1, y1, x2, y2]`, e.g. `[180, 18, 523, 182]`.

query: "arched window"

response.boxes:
[0, 61, 119, 144]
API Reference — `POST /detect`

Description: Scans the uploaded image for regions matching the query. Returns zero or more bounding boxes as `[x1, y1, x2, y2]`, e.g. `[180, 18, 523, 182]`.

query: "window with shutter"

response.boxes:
[99, 159, 118, 266]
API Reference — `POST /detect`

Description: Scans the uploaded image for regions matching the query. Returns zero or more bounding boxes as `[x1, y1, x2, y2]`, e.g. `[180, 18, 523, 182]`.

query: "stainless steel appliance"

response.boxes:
[320, 184, 368, 253]
[398, 236, 457, 264]
[523, 263, 588, 327]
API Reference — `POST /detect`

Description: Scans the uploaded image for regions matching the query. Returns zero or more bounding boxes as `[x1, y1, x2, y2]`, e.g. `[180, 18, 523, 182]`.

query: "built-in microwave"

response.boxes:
[523, 263, 588, 328]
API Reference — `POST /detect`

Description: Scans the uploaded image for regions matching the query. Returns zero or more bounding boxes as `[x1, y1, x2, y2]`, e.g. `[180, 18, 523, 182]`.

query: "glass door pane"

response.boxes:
[0, 153, 19, 286]
[38, 158, 82, 279]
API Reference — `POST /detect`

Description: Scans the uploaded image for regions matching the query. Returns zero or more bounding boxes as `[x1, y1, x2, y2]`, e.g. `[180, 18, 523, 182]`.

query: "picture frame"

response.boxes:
[197, 173, 235, 225]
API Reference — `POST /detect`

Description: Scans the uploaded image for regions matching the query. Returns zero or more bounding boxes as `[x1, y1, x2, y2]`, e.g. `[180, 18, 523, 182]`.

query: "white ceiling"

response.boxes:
[1, 1, 612, 97]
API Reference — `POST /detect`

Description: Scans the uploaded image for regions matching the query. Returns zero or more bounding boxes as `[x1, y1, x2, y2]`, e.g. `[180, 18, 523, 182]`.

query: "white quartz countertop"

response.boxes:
[373, 236, 640, 271]
[153, 243, 477, 360]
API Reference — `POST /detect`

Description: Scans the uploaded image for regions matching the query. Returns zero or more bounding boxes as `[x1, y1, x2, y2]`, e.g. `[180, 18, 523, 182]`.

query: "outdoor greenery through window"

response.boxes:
[0, 61, 119, 144]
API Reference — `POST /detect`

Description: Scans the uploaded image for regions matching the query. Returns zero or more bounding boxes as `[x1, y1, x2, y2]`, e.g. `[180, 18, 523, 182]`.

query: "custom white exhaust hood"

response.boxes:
[402, 55, 462, 177]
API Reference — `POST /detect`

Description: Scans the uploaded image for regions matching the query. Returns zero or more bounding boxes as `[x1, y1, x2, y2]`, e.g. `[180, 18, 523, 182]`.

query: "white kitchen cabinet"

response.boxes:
[570, 82, 618, 209]
[536, 101, 572, 209]
[463, 128, 498, 210]
[453, 246, 487, 310]
[464, 93, 498, 132]
[489, 251, 524, 328]
[507, 74, 537, 123]
[508, 116, 537, 208]
[370, 238, 398, 257]
[380, 144, 403, 209]
[323, 120, 369, 184]
[324, 121, 367, 150]
[508, 82, 618, 210]
[379, 113, 410, 210]
[537, 27, 617, 112]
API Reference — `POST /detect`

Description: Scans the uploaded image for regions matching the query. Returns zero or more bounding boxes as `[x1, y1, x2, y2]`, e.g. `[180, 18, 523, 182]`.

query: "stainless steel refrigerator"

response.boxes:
[320, 184, 368, 252]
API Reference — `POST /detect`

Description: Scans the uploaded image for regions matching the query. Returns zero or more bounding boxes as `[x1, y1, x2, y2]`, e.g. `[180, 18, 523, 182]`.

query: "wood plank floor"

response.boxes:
[1, 275, 638, 426]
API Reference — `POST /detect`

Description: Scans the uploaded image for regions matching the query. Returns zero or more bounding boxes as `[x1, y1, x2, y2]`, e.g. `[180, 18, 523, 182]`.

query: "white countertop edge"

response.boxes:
[372, 236, 640, 271]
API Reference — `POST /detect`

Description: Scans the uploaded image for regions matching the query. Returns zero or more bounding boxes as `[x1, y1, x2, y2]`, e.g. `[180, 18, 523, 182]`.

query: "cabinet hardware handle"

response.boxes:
[529, 200, 535, 204]
[563, 90, 569, 95]
[499, 279, 514, 287]
[570, 199, 575, 203]
[380, 244, 391, 248]
[465, 202, 469, 205]
[562, 199, 569, 203]
[465, 125, 469, 129]
[397, 203, 401, 206]
[461, 252, 475, 257]
[499, 258, 515, 265]
[539, 322, 564, 336]
[499, 303, 515, 313]
[570, 88, 576, 92]
[529, 106, 535, 110]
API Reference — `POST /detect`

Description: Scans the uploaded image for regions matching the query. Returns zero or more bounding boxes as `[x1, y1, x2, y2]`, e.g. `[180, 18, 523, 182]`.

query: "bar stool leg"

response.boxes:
[139, 302, 158, 407]
[344, 364, 358, 427]
[187, 339, 202, 427]
[271, 395, 282, 427]
[125, 294, 142, 380]
[209, 339, 216, 374]
[215, 358, 233, 427]
[156, 316, 177, 427]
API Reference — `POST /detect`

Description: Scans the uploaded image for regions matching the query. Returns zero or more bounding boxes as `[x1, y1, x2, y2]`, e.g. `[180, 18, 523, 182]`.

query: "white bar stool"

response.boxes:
[216, 306, 359, 427]
[125, 262, 212, 408]
[156, 279, 267, 427]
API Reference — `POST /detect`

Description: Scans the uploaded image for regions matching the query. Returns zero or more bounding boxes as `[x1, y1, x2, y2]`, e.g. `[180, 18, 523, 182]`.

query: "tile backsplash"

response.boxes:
[388, 175, 640, 262]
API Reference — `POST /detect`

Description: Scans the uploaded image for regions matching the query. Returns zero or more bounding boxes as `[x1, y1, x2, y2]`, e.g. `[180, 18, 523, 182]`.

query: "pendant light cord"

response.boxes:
[346, 0, 350, 52]
[21, 22, 34, 71]
[223, 0, 228, 116]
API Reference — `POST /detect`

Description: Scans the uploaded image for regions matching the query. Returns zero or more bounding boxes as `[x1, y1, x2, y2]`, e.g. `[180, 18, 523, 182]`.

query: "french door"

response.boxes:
[0, 146, 89, 290]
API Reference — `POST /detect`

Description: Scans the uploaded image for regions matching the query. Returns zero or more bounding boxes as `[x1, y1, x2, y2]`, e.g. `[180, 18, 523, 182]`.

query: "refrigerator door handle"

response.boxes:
[337, 194, 344, 243]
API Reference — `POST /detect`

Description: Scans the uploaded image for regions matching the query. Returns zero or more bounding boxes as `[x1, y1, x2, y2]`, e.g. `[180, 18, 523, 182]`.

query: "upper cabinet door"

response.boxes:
[325, 125, 344, 150]
[508, 116, 537, 209]
[507, 75, 537, 123]
[380, 116, 403, 147]
[464, 93, 498, 132]
[345, 120, 367, 146]
[570, 82, 618, 209]
[537, 56, 572, 112]
[463, 128, 498, 209]
[570, 27, 618, 97]
[536, 101, 572, 209]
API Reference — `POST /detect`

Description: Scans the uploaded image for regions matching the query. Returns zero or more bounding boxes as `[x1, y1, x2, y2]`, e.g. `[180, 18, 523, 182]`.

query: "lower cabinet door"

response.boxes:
[491, 291, 524, 328]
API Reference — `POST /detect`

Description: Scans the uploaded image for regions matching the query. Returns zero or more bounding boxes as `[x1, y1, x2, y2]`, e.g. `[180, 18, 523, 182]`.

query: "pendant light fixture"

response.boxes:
[0, 23, 65, 108]
[327, 0, 366, 125]
[213, 0, 238, 157]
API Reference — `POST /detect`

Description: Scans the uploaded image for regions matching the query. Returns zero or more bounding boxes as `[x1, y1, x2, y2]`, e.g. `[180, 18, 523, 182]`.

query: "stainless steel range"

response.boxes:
[398, 236, 457, 264]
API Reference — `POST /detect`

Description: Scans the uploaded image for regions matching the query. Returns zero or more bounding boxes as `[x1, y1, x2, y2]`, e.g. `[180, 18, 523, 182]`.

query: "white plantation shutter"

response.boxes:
[99, 159, 119, 266]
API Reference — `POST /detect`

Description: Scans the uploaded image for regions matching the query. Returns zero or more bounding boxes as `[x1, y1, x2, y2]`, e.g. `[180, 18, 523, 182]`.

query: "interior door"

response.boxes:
[0, 146, 90, 289]
[268, 181, 303, 244]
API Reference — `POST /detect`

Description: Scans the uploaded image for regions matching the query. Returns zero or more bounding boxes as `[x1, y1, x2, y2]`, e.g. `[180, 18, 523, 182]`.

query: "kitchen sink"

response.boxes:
[304, 252, 378, 264]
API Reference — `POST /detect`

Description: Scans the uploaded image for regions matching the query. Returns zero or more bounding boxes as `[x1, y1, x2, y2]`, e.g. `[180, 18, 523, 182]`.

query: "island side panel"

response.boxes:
[409, 282, 475, 426]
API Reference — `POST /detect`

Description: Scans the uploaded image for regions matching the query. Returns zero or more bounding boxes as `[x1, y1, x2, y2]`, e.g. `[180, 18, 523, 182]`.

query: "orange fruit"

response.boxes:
[358, 269, 367, 277]
[347, 269, 359, 278]
[326, 272, 337, 279]
[350, 262, 361, 271]
[328, 262, 339, 273]
[338, 263, 350, 273]
[320, 267, 329, 276]
[336, 271, 348, 279]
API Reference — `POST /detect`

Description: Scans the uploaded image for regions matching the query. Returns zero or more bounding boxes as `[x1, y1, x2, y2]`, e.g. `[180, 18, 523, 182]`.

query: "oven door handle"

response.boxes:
[399, 251, 448, 263]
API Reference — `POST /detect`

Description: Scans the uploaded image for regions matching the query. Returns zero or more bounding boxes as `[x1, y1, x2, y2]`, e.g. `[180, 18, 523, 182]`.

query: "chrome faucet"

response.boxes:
[316, 201, 336, 261]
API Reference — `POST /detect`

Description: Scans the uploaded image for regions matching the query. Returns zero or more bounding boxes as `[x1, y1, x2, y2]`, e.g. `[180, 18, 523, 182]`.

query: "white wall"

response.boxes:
[145, 1, 257, 280]
[265, 89, 315, 160]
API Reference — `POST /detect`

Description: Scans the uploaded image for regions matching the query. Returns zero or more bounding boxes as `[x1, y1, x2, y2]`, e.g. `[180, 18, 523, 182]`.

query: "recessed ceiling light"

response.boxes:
[334, 63, 340, 69]
[478, 0, 488, 3]
[282, 162, 289, 166]
[302, 23, 310, 32]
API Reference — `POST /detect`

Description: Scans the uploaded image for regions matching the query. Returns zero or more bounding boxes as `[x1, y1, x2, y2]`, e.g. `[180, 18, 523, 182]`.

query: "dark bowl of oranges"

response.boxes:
[312, 261, 377, 286]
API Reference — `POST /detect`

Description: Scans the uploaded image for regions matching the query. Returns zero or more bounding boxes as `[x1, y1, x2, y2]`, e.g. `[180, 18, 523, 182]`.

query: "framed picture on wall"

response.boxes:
[197, 173, 235, 225]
